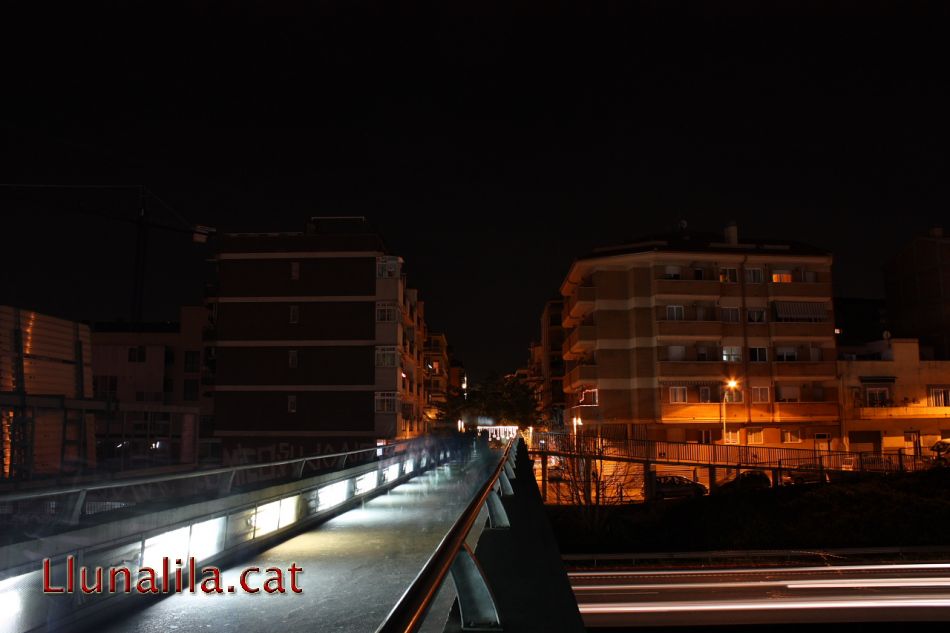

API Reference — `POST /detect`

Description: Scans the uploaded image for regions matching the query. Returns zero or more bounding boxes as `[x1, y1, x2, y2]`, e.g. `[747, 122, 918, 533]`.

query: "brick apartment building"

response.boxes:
[539, 299, 566, 427]
[91, 306, 213, 470]
[207, 217, 430, 463]
[560, 222, 841, 450]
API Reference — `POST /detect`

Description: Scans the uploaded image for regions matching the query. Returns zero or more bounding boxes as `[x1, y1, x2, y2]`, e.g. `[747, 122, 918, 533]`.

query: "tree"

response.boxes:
[438, 373, 541, 428]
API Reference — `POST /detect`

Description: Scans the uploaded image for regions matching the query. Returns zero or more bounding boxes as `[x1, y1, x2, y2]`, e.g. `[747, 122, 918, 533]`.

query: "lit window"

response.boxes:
[719, 268, 738, 283]
[721, 307, 740, 323]
[723, 430, 740, 445]
[722, 346, 742, 362]
[375, 302, 396, 322]
[287, 395, 297, 414]
[669, 386, 687, 404]
[930, 387, 950, 407]
[752, 387, 770, 403]
[375, 346, 397, 367]
[747, 428, 764, 445]
[749, 347, 768, 362]
[772, 270, 793, 283]
[288, 350, 298, 369]
[290, 262, 300, 280]
[745, 268, 764, 284]
[666, 305, 685, 321]
[289, 305, 299, 324]
[782, 428, 802, 444]
[375, 392, 397, 413]
[723, 387, 743, 403]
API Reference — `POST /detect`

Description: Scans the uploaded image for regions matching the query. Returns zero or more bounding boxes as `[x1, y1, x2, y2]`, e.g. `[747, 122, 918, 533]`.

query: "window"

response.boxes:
[184, 350, 201, 373]
[287, 395, 297, 414]
[721, 307, 740, 323]
[93, 375, 118, 399]
[375, 346, 397, 367]
[164, 346, 175, 365]
[719, 268, 738, 283]
[776, 346, 798, 361]
[696, 345, 711, 361]
[663, 265, 682, 280]
[747, 308, 766, 323]
[752, 386, 770, 403]
[749, 347, 768, 362]
[667, 345, 686, 361]
[579, 388, 599, 405]
[771, 269, 793, 283]
[747, 428, 764, 445]
[723, 388, 743, 403]
[722, 346, 742, 362]
[866, 386, 890, 407]
[782, 428, 802, 444]
[289, 305, 300, 324]
[375, 302, 396, 322]
[699, 386, 712, 403]
[290, 262, 300, 280]
[183, 379, 199, 402]
[127, 346, 147, 363]
[724, 430, 740, 445]
[375, 392, 397, 413]
[804, 270, 818, 283]
[776, 384, 801, 402]
[376, 256, 399, 278]
[745, 268, 764, 283]
[929, 387, 950, 407]
[669, 386, 687, 403]
[693, 268, 706, 280]
[288, 350, 298, 369]
[666, 305, 685, 321]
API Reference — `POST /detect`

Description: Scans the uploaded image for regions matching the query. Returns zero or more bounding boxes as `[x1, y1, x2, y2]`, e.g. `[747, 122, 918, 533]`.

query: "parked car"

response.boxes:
[654, 475, 707, 500]
[932, 440, 950, 467]
[781, 463, 831, 485]
[717, 470, 772, 493]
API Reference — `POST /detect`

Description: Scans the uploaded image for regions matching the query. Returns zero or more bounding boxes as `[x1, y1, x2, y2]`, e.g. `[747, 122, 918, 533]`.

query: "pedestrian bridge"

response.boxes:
[0, 435, 582, 633]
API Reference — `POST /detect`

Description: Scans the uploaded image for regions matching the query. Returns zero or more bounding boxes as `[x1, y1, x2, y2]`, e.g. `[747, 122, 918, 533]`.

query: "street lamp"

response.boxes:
[721, 379, 739, 444]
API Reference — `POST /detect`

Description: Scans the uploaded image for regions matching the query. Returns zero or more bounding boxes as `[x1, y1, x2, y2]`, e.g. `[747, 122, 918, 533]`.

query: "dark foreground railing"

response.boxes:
[377, 436, 520, 633]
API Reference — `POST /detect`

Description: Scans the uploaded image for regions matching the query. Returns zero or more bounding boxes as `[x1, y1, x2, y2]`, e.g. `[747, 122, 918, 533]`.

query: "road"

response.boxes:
[571, 562, 950, 627]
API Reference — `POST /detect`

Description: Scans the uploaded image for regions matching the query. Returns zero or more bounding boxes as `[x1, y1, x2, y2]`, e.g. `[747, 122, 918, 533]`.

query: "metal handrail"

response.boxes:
[376, 437, 515, 633]
[0, 438, 420, 503]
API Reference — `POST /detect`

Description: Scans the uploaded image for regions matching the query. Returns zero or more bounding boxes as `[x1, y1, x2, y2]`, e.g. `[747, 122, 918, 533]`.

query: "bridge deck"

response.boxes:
[94, 446, 499, 633]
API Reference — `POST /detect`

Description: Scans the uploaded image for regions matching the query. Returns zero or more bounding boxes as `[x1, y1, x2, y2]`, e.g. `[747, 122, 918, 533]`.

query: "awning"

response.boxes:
[774, 301, 828, 321]
[858, 376, 896, 383]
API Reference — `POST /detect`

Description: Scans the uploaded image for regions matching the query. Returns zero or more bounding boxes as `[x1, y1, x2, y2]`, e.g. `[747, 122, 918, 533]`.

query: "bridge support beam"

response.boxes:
[499, 472, 514, 497]
[485, 491, 510, 529]
[451, 544, 502, 631]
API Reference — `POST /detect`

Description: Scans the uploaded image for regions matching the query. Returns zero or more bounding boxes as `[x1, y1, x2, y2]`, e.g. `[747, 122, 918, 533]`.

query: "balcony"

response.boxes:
[770, 321, 835, 338]
[856, 405, 950, 420]
[564, 364, 598, 392]
[657, 361, 728, 378]
[768, 281, 833, 299]
[656, 320, 722, 337]
[564, 286, 596, 325]
[563, 325, 596, 359]
[773, 401, 839, 421]
[773, 361, 836, 378]
[654, 279, 722, 297]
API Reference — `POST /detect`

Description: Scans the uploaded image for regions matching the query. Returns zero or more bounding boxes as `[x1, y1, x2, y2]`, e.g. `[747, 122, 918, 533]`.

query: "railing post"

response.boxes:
[63, 489, 87, 526]
[499, 472, 514, 496]
[220, 470, 236, 495]
[450, 543, 502, 631]
[485, 490, 510, 529]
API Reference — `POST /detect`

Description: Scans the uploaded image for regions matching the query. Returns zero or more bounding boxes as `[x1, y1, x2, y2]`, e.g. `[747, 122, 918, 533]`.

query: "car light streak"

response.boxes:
[579, 597, 950, 614]
[569, 562, 950, 578]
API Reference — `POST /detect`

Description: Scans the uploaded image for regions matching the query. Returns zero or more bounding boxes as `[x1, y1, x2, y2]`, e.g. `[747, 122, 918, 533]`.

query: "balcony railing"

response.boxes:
[564, 364, 598, 391]
[563, 325, 596, 358]
[768, 281, 833, 298]
[773, 361, 836, 377]
[856, 405, 950, 419]
[654, 279, 722, 296]
[656, 320, 722, 337]
[565, 285, 596, 321]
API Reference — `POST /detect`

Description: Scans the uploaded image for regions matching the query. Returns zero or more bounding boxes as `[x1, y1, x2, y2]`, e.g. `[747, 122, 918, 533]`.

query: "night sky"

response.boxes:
[1, 2, 948, 381]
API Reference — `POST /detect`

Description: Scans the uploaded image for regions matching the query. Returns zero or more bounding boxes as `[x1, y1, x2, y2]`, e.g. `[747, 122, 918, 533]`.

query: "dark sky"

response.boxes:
[1, 2, 948, 381]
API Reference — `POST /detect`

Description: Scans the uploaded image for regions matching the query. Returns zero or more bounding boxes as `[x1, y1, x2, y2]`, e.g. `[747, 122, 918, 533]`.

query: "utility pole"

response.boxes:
[131, 186, 148, 324]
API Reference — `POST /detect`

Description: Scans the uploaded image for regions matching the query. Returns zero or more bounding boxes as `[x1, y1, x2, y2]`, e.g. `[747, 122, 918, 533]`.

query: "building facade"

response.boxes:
[90, 306, 212, 470]
[560, 223, 841, 449]
[423, 332, 450, 425]
[0, 306, 98, 479]
[207, 217, 429, 464]
[839, 338, 950, 457]
[539, 299, 565, 427]
[885, 226, 950, 360]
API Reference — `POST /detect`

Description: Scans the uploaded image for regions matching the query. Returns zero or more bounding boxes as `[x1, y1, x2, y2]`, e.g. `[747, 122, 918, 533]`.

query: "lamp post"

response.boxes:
[572, 415, 583, 451]
[721, 379, 739, 444]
